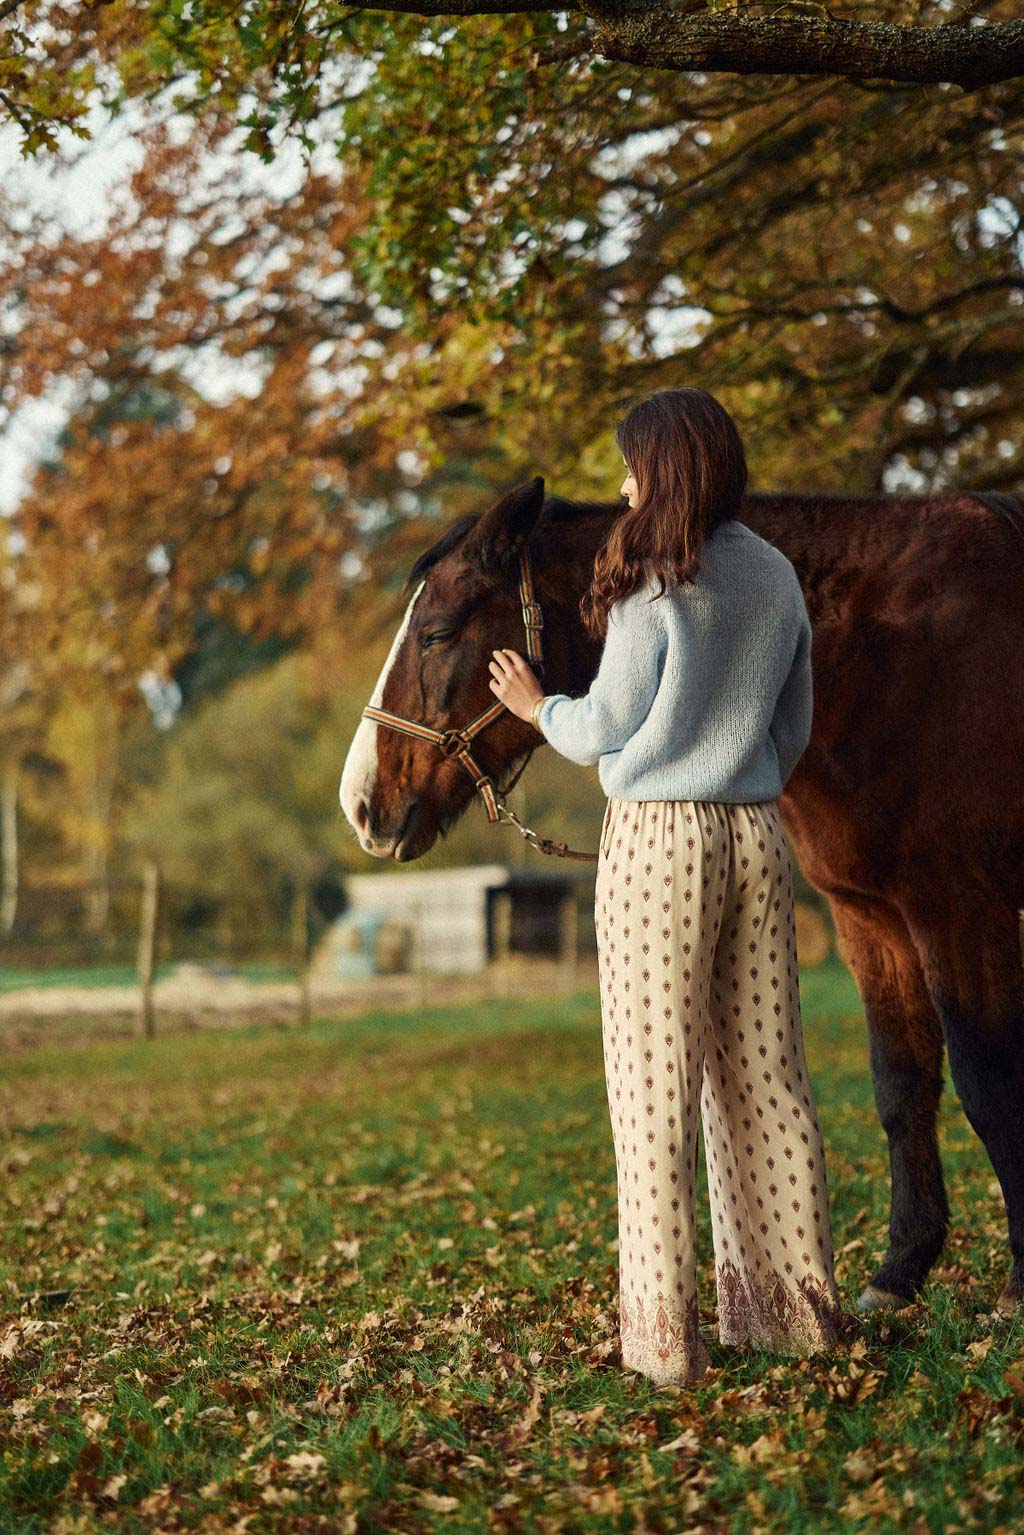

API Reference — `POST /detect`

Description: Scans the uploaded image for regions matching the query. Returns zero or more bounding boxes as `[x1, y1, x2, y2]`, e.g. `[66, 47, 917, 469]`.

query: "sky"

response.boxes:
[0, 98, 146, 513]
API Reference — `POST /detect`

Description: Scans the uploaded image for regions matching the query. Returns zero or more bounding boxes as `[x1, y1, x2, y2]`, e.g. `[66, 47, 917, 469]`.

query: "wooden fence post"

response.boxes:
[1, 756, 19, 935]
[136, 860, 160, 1038]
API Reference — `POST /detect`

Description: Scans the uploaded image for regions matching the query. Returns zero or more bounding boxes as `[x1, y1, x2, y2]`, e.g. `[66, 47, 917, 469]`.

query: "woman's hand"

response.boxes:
[489, 649, 544, 722]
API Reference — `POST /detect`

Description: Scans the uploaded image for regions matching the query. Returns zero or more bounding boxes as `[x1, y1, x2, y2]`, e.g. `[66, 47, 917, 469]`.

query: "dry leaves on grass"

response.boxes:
[817, 1337, 888, 1406]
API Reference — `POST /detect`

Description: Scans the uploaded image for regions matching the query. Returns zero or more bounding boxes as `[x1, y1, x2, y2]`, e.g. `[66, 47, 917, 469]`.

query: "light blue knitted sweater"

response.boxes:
[536, 519, 813, 802]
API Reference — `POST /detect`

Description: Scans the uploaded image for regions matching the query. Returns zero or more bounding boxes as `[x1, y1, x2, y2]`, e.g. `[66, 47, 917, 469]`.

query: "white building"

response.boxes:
[315, 863, 592, 976]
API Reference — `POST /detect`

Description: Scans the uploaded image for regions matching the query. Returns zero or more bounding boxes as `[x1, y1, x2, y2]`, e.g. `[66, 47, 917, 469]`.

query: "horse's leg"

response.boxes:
[828, 891, 949, 1310]
[904, 896, 1024, 1315]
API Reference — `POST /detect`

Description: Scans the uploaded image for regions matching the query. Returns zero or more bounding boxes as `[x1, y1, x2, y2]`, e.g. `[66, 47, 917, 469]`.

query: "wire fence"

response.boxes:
[0, 872, 332, 965]
[0, 867, 595, 1038]
[0, 867, 325, 1030]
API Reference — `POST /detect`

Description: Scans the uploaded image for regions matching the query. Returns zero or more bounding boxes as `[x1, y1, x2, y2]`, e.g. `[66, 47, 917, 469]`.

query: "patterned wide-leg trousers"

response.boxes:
[595, 796, 852, 1386]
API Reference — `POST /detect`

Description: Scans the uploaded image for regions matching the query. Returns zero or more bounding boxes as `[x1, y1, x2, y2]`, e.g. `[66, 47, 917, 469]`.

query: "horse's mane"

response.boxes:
[402, 495, 610, 596]
[404, 513, 480, 595]
[403, 487, 1024, 597]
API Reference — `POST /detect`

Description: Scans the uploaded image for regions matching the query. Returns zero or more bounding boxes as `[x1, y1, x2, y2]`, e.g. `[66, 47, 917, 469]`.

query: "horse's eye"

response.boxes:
[423, 629, 457, 648]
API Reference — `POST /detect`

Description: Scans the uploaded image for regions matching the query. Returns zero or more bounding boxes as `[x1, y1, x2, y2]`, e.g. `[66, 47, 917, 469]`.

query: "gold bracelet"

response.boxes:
[530, 696, 547, 733]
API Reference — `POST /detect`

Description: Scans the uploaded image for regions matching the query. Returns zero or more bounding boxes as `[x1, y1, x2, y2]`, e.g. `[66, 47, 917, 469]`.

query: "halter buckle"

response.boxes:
[438, 728, 468, 759]
[522, 602, 544, 630]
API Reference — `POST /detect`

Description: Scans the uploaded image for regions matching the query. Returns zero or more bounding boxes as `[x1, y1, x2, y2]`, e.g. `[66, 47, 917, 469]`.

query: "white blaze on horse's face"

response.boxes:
[339, 580, 426, 844]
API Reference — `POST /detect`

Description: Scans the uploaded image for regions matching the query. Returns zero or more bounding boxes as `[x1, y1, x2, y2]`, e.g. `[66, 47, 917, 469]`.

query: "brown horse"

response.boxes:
[339, 475, 1024, 1316]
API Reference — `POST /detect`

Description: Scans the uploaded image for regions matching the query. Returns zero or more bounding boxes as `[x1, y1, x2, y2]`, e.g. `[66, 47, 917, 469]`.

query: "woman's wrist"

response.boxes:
[530, 695, 548, 734]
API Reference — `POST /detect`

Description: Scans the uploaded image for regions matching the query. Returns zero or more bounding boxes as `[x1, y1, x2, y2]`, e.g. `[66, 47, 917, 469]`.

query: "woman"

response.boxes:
[488, 386, 857, 1386]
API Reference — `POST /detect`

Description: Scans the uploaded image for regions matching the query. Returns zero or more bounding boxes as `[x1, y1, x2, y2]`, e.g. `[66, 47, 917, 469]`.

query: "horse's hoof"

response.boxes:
[856, 1284, 913, 1314]
[994, 1283, 1023, 1318]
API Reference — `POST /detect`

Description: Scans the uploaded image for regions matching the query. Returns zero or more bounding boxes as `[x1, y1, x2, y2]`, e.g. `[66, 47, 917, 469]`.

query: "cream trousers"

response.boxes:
[595, 797, 852, 1385]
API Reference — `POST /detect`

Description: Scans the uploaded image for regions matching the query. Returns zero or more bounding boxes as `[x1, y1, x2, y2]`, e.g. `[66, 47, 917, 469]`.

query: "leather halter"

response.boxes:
[360, 546, 597, 861]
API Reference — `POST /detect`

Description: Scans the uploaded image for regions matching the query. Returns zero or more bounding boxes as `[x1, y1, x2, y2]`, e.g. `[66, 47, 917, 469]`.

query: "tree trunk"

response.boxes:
[82, 704, 118, 937]
[1, 755, 18, 935]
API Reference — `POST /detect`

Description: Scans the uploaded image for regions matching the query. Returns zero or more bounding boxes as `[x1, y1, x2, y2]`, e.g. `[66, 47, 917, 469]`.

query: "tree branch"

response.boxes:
[582, 8, 1024, 92]
[342, 0, 556, 10]
[341, 1, 1024, 91]
[0, 88, 31, 131]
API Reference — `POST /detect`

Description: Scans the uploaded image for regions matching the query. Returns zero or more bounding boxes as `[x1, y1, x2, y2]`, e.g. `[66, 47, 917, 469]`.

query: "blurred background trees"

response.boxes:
[0, 3, 1021, 943]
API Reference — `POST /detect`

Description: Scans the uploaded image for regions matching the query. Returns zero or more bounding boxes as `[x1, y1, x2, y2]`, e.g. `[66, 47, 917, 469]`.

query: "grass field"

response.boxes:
[1, 954, 1022, 1534]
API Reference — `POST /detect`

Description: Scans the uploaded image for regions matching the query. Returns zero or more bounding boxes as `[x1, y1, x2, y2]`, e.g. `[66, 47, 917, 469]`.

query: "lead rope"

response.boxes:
[493, 796, 599, 862]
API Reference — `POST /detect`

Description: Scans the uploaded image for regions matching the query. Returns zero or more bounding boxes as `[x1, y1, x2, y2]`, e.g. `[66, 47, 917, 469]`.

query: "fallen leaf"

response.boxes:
[98, 1474, 128, 1502]
[418, 1491, 460, 1512]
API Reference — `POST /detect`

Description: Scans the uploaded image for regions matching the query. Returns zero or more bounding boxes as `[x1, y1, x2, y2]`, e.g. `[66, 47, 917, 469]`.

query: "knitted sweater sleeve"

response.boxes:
[535, 586, 667, 767]
[768, 588, 814, 787]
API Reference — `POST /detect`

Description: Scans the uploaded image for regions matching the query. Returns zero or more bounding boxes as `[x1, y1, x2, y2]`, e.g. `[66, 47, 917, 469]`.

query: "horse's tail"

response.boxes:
[970, 490, 1024, 548]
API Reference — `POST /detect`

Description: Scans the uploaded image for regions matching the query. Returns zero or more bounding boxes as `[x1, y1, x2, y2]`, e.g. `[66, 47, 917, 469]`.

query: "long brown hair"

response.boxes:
[580, 387, 749, 639]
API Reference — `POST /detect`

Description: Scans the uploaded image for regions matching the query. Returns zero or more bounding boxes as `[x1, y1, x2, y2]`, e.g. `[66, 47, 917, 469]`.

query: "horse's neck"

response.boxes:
[737, 490, 955, 621]
[536, 489, 953, 637]
[740, 488, 972, 556]
[531, 508, 615, 688]
[535, 506, 615, 605]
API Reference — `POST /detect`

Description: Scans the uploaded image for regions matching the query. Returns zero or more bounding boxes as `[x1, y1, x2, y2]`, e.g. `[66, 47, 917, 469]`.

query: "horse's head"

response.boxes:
[340, 475, 586, 861]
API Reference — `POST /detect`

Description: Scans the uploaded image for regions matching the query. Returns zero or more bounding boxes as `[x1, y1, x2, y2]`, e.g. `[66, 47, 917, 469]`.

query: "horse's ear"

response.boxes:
[470, 476, 546, 573]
